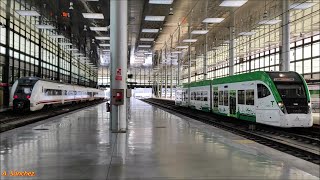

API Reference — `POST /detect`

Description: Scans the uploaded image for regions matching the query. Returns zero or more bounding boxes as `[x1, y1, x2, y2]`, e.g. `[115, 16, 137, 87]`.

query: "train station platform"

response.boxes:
[0, 106, 9, 113]
[0, 99, 319, 179]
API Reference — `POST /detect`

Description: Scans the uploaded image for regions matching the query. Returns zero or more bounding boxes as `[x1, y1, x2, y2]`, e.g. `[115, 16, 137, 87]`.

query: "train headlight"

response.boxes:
[278, 102, 284, 108]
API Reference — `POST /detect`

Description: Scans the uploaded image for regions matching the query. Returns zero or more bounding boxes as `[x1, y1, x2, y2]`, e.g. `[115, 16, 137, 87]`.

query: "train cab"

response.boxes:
[10, 77, 40, 112]
[267, 72, 312, 127]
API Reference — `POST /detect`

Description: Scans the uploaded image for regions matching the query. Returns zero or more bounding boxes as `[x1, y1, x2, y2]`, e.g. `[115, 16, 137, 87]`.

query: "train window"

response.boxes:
[246, 90, 254, 105]
[200, 92, 204, 101]
[197, 92, 201, 101]
[258, 84, 271, 98]
[203, 92, 208, 101]
[16, 86, 33, 95]
[219, 91, 223, 105]
[238, 90, 245, 104]
[224, 91, 229, 106]
[191, 92, 194, 100]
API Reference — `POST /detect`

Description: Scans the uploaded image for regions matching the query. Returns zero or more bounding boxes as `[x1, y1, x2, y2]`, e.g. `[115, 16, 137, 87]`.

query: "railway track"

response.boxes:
[142, 98, 320, 165]
[0, 100, 106, 133]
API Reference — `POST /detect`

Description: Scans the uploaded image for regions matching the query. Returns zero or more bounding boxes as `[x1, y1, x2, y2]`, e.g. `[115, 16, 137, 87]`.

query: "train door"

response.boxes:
[229, 90, 237, 117]
[213, 87, 219, 112]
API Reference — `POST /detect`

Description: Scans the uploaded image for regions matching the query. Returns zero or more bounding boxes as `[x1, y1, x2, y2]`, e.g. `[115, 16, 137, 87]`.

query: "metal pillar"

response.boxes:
[229, 11, 235, 76]
[170, 35, 173, 99]
[110, 0, 128, 132]
[188, 25, 191, 105]
[281, 0, 290, 71]
[2, 0, 11, 107]
[177, 24, 181, 86]
[203, 0, 208, 80]
[164, 63, 167, 99]
[203, 23, 208, 80]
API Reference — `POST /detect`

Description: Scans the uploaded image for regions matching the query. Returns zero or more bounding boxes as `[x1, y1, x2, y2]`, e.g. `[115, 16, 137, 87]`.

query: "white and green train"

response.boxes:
[175, 71, 313, 128]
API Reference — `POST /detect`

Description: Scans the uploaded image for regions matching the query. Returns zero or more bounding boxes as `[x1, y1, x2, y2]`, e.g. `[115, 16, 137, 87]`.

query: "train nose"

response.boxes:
[13, 99, 30, 111]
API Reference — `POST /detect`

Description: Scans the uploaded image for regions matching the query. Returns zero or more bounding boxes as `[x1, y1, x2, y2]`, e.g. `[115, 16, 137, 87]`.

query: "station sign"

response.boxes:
[115, 68, 122, 81]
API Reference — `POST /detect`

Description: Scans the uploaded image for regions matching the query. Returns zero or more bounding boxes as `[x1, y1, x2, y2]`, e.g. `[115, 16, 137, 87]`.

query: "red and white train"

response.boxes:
[9, 77, 105, 111]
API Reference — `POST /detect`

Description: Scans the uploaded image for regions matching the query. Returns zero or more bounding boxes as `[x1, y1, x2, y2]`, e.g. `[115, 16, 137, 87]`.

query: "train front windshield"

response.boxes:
[276, 84, 306, 99]
[14, 78, 39, 98]
[16, 86, 33, 95]
[268, 72, 309, 114]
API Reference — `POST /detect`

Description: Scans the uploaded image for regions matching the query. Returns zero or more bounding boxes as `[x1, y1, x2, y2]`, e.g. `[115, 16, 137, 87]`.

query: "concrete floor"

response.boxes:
[0, 99, 319, 180]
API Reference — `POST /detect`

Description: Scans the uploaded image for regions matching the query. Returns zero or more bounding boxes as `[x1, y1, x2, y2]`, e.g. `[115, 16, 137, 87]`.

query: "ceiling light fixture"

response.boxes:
[48, 35, 65, 39]
[145, 16, 165, 21]
[290, 2, 317, 10]
[149, 0, 173, 4]
[90, 27, 108, 31]
[219, 0, 248, 7]
[238, 31, 256, 36]
[140, 38, 155, 41]
[59, 42, 72, 46]
[202, 18, 224, 23]
[258, 19, 281, 25]
[16, 10, 40, 16]
[100, 44, 110, 47]
[95, 36, 110, 40]
[142, 28, 159, 33]
[176, 46, 189, 49]
[182, 39, 197, 43]
[191, 30, 209, 35]
[171, 51, 182, 54]
[139, 45, 151, 48]
[66, 48, 78, 51]
[144, 52, 153, 55]
[82, 13, 104, 19]
[35, 24, 55, 29]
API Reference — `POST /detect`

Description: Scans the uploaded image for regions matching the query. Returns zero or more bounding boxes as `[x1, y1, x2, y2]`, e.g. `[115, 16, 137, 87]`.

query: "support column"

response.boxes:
[188, 25, 191, 105]
[229, 11, 235, 76]
[2, 0, 11, 107]
[110, 0, 128, 132]
[170, 35, 173, 99]
[164, 63, 167, 99]
[281, 0, 290, 71]
[177, 24, 181, 86]
[203, 23, 208, 80]
[203, 0, 208, 80]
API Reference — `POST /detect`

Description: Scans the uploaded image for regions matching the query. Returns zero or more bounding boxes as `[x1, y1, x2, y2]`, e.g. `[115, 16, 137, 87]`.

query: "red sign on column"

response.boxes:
[115, 68, 122, 81]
